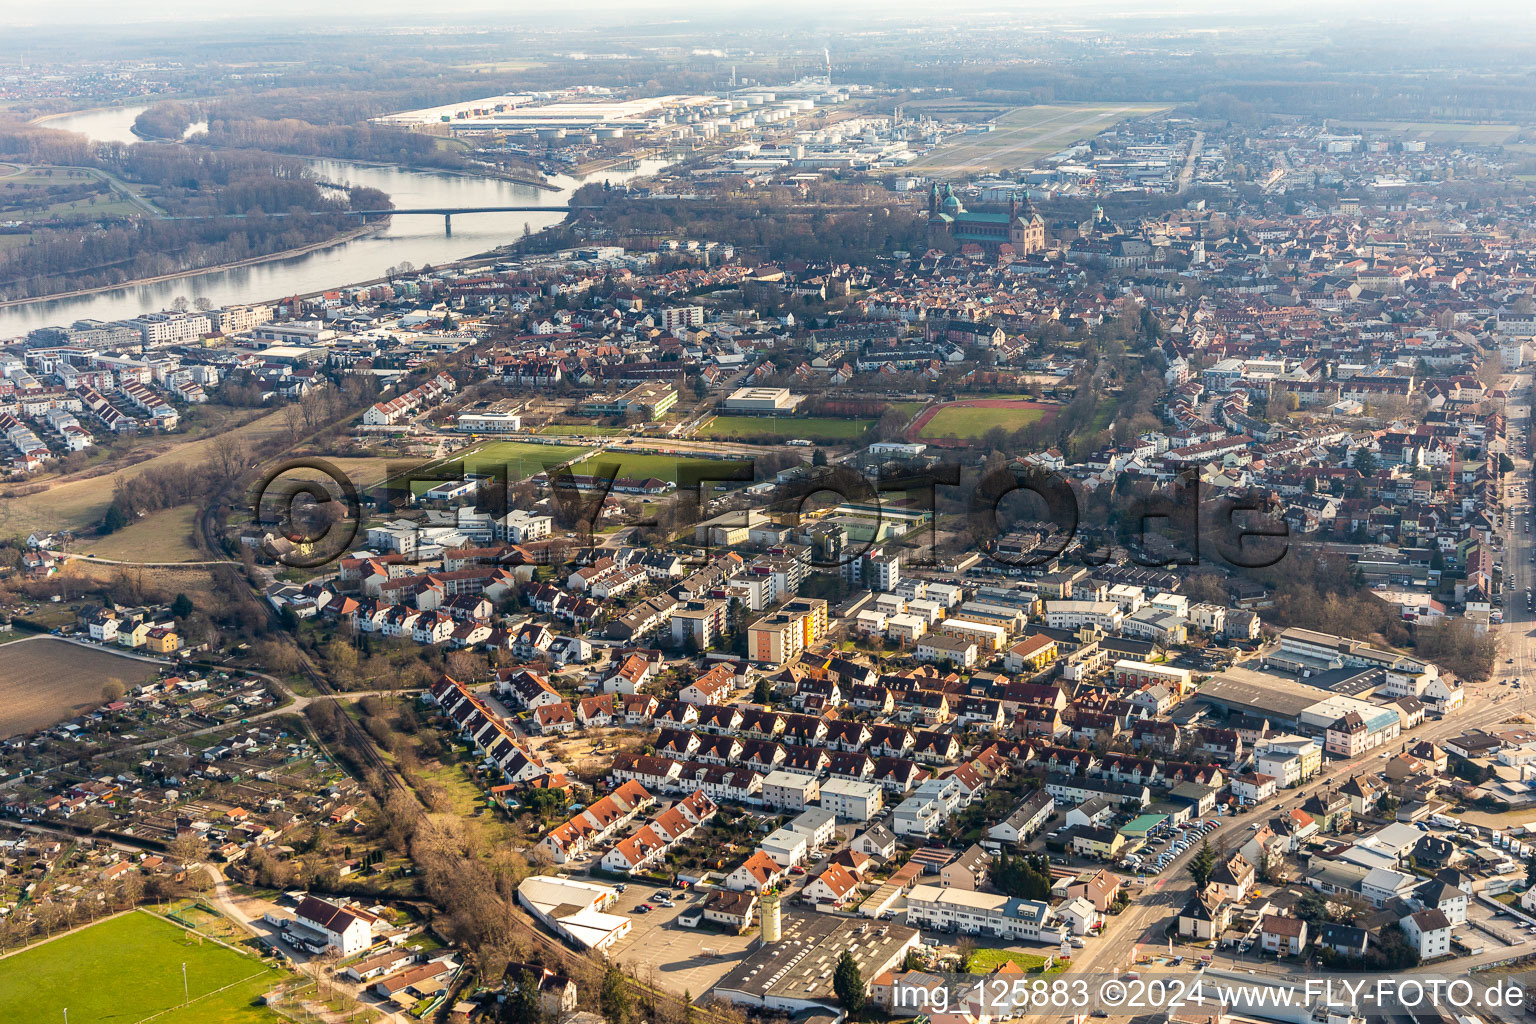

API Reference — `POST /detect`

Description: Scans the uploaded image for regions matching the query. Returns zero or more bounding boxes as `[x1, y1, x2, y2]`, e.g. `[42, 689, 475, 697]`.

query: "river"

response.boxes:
[2, 106, 670, 336]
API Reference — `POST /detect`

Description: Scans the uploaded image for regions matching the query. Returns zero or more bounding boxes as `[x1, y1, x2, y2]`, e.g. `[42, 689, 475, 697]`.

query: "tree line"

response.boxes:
[575, 180, 931, 265]
[0, 122, 393, 301]
[199, 113, 471, 170]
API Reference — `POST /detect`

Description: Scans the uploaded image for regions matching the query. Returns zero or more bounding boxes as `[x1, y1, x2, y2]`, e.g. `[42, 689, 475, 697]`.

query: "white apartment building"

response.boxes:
[893, 775, 963, 837]
[1044, 600, 1124, 632]
[497, 510, 554, 543]
[760, 826, 809, 867]
[126, 312, 212, 347]
[887, 613, 928, 643]
[762, 770, 820, 811]
[661, 305, 705, 332]
[1254, 735, 1321, 786]
[819, 777, 884, 822]
[787, 808, 838, 852]
[209, 304, 273, 334]
[904, 885, 1067, 944]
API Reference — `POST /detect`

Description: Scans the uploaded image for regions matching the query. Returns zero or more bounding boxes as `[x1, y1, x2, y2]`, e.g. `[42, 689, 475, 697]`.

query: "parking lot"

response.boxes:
[1126, 817, 1223, 875]
[1468, 898, 1532, 948]
[601, 881, 760, 995]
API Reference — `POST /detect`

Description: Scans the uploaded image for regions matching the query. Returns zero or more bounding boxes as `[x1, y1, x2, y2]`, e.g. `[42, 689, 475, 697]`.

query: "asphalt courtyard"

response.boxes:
[600, 881, 759, 996]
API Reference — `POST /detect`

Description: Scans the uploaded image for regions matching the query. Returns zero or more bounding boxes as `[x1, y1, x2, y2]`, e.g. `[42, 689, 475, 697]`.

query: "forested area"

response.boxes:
[201, 113, 469, 170]
[0, 123, 392, 301]
[131, 100, 201, 140]
[574, 181, 931, 264]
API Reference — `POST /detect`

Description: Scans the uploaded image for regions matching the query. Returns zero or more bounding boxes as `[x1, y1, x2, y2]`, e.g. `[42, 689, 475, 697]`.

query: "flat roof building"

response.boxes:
[723, 387, 804, 414]
[712, 913, 920, 1015]
[516, 876, 631, 952]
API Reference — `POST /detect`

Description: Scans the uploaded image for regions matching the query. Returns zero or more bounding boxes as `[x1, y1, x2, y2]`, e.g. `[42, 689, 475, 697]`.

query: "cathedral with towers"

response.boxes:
[926, 182, 1046, 255]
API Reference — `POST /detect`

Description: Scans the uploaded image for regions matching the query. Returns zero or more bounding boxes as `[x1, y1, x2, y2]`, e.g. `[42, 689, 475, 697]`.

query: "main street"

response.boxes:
[1068, 367, 1536, 982]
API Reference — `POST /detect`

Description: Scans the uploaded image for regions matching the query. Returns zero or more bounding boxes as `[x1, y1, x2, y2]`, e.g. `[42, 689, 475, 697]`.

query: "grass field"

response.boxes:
[910, 103, 1169, 174]
[1335, 119, 1523, 144]
[701, 415, 874, 442]
[913, 399, 1055, 442]
[0, 168, 142, 220]
[76, 504, 201, 562]
[589, 451, 754, 485]
[965, 948, 1052, 973]
[539, 424, 628, 436]
[391, 440, 591, 494]
[0, 406, 295, 539]
[0, 910, 285, 1024]
[0, 637, 159, 738]
[389, 440, 753, 491]
[887, 401, 927, 422]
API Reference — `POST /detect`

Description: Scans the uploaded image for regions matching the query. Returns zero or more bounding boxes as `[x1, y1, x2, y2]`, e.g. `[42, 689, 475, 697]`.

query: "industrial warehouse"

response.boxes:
[1199, 669, 1411, 747]
[712, 909, 920, 1015]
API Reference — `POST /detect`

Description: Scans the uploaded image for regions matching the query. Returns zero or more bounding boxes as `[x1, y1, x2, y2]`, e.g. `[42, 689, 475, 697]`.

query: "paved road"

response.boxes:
[1177, 132, 1204, 193]
[63, 553, 237, 567]
[1071, 373, 1536, 983]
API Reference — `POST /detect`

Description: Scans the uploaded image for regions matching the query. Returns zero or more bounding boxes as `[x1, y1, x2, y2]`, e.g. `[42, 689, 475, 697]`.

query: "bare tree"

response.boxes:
[168, 830, 206, 871]
[207, 432, 250, 488]
[281, 401, 305, 445]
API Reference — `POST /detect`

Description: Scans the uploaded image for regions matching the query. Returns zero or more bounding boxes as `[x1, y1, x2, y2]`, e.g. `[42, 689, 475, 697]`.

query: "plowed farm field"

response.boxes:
[0, 636, 158, 737]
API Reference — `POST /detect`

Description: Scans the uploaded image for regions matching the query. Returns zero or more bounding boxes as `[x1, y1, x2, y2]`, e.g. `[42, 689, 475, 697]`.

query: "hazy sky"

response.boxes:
[4, 0, 1534, 30]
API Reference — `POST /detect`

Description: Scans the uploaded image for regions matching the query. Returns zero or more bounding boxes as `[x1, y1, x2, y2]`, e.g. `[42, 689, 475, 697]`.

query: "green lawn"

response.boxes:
[0, 910, 286, 1024]
[918, 404, 1050, 440]
[702, 415, 874, 442]
[455, 440, 590, 476]
[392, 439, 591, 493]
[965, 948, 1052, 973]
[394, 440, 753, 490]
[589, 451, 755, 485]
[539, 424, 628, 436]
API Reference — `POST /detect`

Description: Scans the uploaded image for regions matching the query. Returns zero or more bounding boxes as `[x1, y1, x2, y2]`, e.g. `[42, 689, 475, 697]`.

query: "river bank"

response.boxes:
[306, 153, 561, 192]
[27, 105, 139, 131]
[0, 221, 385, 309]
[0, 109, 671, 334]
[31, 105, 562, 192]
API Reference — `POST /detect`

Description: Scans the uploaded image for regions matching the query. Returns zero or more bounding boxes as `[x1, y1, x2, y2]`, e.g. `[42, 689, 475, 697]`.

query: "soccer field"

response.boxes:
[391, 439, 592, 493]
[701, 415, 874, 442]
[453, 440, 591, 478]
[586, 451, 755, 485]
[0, 910, 285, 1024]
[912, 400, 1056, 442]
[911, 103, 1169, 174]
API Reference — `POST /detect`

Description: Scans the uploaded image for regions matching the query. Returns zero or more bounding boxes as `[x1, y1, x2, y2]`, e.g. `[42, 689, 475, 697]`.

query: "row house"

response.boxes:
[537, 779, 655, 864]
[427, 676, 548, 786]
[599, 791, 718, 875]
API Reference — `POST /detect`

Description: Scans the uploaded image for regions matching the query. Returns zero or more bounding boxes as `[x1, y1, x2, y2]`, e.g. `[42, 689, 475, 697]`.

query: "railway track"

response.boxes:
[195, 475, 727, 1013]
[195, 501, 405, 795]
